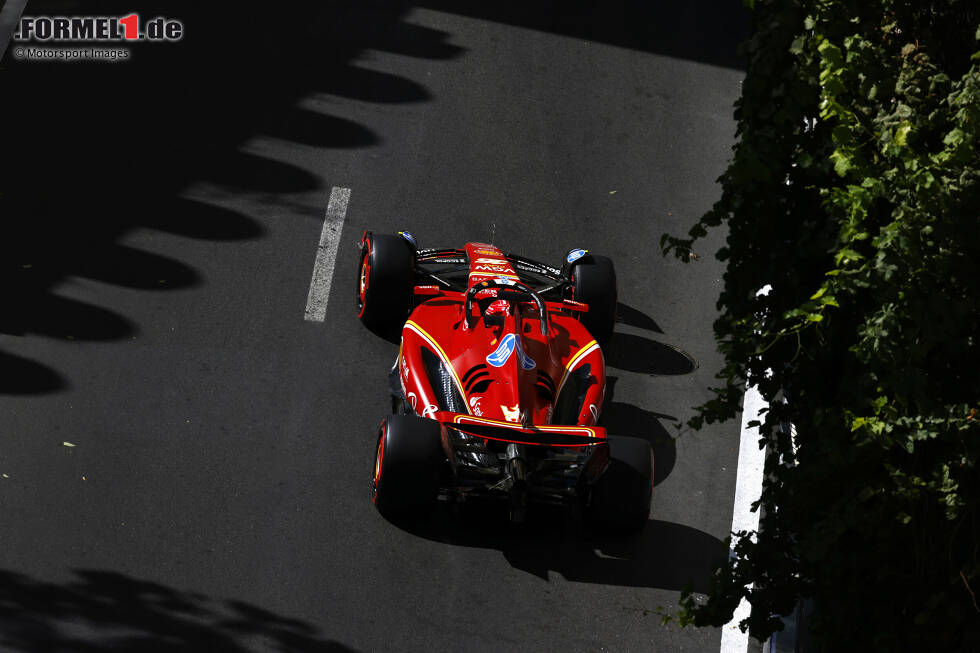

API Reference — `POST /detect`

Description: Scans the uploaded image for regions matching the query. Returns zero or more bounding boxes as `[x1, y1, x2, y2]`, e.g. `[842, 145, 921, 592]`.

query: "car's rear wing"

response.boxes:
[433, 411, 606, 447]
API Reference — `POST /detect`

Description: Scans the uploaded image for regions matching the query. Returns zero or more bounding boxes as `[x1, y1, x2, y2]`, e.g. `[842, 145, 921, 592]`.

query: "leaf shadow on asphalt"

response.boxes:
[0, 350, 67, 394]
[0, 0, 465, 394]
[399, 504, 727, 593]
[0, 569, 362, 653]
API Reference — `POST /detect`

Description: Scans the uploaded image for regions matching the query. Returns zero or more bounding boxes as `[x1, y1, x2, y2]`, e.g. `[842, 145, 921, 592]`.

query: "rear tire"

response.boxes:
[356, 233, 415, 327]
[373, 415, 444, 519]
[571, 254, 617, 343]
[587, 436, 653, 534]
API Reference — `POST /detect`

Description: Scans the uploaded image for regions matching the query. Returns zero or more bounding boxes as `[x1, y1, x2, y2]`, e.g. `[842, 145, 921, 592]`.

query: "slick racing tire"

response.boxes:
[571, 254, 617, 344]
[373, 415, 444, 519]
[356, 233, 414, 327]
[587, 436, 653, 534]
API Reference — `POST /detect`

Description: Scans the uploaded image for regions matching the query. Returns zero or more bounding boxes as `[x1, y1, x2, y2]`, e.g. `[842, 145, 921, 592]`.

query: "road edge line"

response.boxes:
[719, 380, 768, 653]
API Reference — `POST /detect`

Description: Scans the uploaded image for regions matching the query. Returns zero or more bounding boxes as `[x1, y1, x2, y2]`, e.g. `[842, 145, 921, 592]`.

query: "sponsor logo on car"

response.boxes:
[422, 404, 439, 418]
[567, 249, 588, 264]
[500, 403, 520, 423]
[468, 395, 483, 417]
[398, 231, 417, 247]
[486, 333, 516, 367]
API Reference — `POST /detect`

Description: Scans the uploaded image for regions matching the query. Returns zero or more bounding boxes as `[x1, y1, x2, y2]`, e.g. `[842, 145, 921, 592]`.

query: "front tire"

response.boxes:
[571, 254, 617, 343]
[356, 232, 415, 328]
[373, 415, 444, 519]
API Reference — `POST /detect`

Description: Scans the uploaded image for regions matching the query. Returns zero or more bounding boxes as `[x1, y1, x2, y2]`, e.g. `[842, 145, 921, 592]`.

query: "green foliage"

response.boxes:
[662, 1, 980, 649]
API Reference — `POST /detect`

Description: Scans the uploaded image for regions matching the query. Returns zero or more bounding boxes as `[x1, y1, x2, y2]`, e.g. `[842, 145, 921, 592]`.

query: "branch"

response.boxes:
[961, 571, 980, 613]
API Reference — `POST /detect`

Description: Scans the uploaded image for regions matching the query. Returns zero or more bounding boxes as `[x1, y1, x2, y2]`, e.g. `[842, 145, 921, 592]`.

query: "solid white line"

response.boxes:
[720, 380, 768, 653]
[304, 187, 351, 322]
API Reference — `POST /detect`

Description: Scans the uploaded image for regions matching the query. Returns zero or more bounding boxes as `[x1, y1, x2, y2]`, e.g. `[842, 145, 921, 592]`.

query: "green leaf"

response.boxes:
[817, 39, 844, 66]
[943, 128, 964, 147]
[835, 248, 864, 265]
[894, 123, 912, 146]
[830, 150, 853, 177]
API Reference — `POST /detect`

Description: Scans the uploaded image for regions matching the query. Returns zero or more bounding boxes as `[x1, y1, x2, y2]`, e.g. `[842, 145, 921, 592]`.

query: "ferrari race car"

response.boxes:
[357, 232, 653, 531]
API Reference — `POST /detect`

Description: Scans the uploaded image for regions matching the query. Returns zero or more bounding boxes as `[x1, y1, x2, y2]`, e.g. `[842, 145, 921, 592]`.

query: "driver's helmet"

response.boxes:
[484, 299, 510, 317]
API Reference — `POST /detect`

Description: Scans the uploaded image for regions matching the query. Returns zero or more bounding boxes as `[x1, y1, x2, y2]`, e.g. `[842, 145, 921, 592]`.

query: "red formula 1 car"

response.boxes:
[356, 231, 653, 531]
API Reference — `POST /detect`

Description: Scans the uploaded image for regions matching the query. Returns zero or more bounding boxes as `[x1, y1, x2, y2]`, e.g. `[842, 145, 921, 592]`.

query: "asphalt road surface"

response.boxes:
[1, 2, 748, 651]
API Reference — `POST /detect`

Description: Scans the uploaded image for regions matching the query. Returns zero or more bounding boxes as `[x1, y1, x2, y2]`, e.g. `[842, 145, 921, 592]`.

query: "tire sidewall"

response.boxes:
[571, 254, 617, 343]
[357, 233, 415, 327]
[373, 415, 444, 517]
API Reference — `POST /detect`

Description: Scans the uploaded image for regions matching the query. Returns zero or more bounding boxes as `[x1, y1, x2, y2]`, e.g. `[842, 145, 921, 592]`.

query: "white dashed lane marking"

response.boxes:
[304, 187, 351, 322]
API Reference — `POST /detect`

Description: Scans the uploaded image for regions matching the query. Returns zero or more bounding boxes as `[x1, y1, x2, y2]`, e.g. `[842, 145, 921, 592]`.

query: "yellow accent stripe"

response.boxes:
[556, 340, 600, 397]
[404, 320, 468, 409]
[468, 271, 521, 280]
[453, 414, 596, 438]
